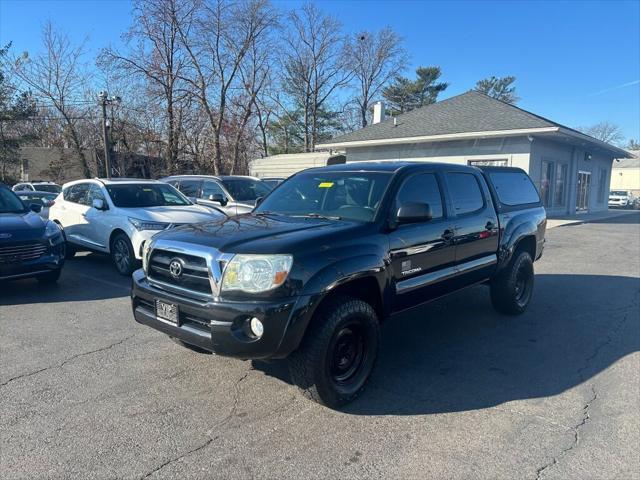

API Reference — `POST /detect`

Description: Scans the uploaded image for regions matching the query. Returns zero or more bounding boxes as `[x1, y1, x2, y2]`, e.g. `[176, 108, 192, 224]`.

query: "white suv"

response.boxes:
[49, 179, 225, 275]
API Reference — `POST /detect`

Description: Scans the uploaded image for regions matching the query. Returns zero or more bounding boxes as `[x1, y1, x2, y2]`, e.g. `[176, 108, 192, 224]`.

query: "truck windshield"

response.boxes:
[106, 184, 191, 208]
[255, 171, 392, 222]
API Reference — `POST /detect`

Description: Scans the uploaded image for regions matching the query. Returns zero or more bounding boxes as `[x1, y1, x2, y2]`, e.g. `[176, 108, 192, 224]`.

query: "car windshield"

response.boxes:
[221, 178, 271, 202]
[35, 184, 61, 193]
[610, 191, 628, 196]
[0, 187, 27, 214]
[255, 171, 393, 222]
[106, 183, 191, 208]
[18, 192, 57, 205]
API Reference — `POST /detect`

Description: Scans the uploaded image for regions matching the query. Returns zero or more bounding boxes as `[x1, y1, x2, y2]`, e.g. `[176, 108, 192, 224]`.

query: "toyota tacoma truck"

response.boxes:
[132, 162, 546, 408]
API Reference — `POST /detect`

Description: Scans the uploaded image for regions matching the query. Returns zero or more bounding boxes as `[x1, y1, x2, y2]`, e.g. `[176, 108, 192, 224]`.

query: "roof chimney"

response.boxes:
[372, 101, 385, 124]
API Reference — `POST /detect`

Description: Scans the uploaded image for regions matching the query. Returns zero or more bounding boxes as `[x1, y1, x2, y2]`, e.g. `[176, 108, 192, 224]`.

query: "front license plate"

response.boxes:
[156, 300, 179, 325]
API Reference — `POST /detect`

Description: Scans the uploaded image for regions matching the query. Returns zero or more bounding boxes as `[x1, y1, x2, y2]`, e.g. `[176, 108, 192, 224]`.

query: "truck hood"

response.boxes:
[151, 213, 366, 253]
[122, 205, 224, 223]
[0, 211, 46, 242]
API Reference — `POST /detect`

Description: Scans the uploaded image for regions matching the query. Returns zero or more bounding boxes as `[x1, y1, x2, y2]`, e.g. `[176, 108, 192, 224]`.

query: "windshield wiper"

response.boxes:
[291, 213, 342, 220]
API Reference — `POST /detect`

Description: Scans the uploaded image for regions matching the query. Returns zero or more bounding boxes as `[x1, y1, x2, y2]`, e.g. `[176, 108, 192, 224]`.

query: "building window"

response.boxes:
[467, 159, 508, 167]
[540, 160, 554, 208]
[554, 164, 567, 207]
[597, 168, 608, 203]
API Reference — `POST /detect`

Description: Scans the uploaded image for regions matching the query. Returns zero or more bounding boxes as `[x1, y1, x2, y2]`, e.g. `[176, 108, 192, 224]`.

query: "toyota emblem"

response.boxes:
[169, 259, 183, 279]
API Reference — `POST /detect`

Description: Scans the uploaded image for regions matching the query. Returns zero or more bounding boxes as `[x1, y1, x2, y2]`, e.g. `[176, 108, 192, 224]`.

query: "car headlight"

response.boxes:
[221, 254, 293, 293]
[128, 217, 168, 231]
[142, 241, 153, 272]
[44, 220, 61, 237]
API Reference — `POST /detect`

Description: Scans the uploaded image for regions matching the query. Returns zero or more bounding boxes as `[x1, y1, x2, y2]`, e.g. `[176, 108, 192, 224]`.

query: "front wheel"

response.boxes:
[490, 250, 534, 315]
[110, 233, 136, 276]
[288, 295, 379, 408]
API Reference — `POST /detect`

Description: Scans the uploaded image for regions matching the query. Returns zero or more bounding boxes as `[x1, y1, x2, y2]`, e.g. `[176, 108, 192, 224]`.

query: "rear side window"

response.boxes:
[489, 171, 540, 206]
[177, 179, 202, 197]
[395, 173, 443, 219]
[446, 173, 485, 215]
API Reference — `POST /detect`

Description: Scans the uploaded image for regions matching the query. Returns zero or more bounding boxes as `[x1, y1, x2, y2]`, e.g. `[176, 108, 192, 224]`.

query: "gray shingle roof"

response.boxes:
[324, 90, 566, 145]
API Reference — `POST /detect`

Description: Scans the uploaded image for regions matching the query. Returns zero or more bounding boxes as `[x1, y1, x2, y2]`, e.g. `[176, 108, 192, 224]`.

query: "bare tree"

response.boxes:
[101, 0, 191, 173]
[10, 22, 94, 178]
[578, 122, 625, 146]
[281, 3, 350, 151]
[344, 28, 407, 128]
[173, 0, 276, 174]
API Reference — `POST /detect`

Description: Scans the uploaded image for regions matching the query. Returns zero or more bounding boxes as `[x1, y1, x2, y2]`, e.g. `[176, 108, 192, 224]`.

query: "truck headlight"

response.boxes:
[128, 217, 168, 231]
[221, 254, 293, 293]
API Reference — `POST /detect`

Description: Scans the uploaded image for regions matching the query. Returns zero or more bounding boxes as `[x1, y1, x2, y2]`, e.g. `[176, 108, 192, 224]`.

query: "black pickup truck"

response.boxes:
[132, 162, 546, 407]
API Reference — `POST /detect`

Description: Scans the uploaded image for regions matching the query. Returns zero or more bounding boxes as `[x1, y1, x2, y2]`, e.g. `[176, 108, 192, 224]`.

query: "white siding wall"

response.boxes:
[345, 137, 532, 171]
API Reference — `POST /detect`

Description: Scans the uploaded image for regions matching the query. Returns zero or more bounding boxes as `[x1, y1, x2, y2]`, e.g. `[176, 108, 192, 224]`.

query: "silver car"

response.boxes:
[15, 190, 58, 219]
[161, 175, 272, 216]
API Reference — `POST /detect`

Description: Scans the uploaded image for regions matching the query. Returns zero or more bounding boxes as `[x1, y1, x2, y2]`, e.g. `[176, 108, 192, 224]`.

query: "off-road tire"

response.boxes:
[490, 250, 534, 315]
[288, 295, 379, 408]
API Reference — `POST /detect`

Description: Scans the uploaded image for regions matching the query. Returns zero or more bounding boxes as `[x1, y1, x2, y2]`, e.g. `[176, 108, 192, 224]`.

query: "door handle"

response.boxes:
[441, 229, 455, 241]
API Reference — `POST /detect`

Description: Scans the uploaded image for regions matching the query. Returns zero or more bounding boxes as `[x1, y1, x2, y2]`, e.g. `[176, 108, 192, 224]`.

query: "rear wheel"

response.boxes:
[490, 250, 534, 315]
[110, 233, 136, 276]
[288, 295, 379, 408]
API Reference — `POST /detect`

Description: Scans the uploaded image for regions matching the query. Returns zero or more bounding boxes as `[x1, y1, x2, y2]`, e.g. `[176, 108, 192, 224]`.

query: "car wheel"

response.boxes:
[37, 268, 62, 284]
[288, 295, 379, 408]
[170, 337, 212, 354]
[490, 249, 534, 315]
[111, 233, 136, 276]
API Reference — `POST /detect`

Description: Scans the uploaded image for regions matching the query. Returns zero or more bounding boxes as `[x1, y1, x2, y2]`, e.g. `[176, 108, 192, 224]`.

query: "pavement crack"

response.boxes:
[535, 385, 597, 479]
[139, 368, 251, 479]
[0, 334, 135, 388]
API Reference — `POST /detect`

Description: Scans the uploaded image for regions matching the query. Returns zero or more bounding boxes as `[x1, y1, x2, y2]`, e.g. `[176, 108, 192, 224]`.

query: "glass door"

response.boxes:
[576, 171, 591, 211]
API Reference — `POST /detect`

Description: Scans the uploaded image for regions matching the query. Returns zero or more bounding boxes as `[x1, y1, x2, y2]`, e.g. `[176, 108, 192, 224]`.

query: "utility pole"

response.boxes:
[98, 91, 121, 178]
[98, 91, 111, 178]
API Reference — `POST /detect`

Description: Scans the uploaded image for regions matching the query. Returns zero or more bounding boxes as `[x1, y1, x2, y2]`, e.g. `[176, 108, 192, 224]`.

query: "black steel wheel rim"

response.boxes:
[329, 323, 366, 385]
[113, 239, 130, 272]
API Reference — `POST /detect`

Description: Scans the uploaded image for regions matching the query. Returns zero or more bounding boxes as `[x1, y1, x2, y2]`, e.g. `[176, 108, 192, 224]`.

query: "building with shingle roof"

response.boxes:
[318, 91, 631, 215]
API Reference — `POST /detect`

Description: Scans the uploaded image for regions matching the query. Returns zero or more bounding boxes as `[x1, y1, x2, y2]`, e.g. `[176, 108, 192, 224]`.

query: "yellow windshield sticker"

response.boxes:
[318, 182, 334, 188]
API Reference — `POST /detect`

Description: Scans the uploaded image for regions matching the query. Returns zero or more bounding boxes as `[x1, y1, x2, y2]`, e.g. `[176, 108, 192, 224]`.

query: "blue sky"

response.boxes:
[1, 0, 639, 141]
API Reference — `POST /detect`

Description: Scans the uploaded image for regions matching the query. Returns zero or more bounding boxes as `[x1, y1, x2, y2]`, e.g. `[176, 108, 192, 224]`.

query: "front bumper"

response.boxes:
[0, 239, 65, 281]
[130, 230, 158, 260]
[131, 269, 315, 359]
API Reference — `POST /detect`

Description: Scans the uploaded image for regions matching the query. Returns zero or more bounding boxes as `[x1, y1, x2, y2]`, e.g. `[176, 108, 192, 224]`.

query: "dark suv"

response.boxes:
[0, 184, 65, 283]
[132, 162, 546, 407]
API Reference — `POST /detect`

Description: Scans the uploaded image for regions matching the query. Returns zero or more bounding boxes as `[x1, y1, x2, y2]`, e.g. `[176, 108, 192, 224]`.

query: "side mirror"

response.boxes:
[29, 203, 42, 213]
[396, 202, 433, 224]
[208, 193, 228, 206]
[255, 196, 264, 206]
[92, 198, 107, 211]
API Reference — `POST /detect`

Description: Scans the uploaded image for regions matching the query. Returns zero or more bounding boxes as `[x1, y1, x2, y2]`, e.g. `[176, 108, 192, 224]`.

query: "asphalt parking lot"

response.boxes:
[1, 214, 639, 480]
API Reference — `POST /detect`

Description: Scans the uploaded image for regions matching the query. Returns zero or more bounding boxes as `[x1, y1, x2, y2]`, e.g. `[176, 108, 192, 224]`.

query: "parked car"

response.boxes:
[608, 190, 635, 208]
[12, 181, 62, 194]
[49, 179, 225, 275]
[15, 191, 58, 219]
[0, 184, 65, 284]
[162, 175, 272, 216]
[261, 177, 286, 189]
[132, 162, 546, 408]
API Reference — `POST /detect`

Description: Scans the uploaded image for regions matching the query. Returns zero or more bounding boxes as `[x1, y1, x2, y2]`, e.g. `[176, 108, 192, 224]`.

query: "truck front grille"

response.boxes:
[0, 242, 48, 264]
[148, 249, 212, 299]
